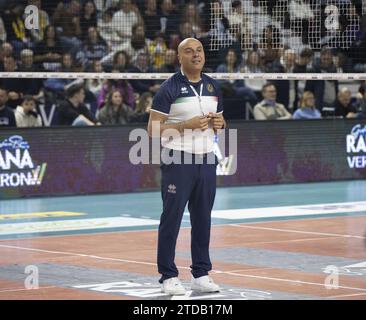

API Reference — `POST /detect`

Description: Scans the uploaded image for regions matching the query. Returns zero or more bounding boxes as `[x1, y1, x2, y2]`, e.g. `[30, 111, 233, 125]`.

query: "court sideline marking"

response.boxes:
[0, 243, 366, 293]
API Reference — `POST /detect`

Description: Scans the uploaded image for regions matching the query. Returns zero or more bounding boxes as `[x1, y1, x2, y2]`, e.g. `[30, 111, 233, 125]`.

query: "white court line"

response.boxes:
[326, 292, 366, 299]
[0, 286, 56, 293]
[229, 224, 366, 239]
[0, 243, 365, 293]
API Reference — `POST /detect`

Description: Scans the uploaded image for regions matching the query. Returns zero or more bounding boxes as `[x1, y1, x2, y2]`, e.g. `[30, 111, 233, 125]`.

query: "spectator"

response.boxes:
[97, 75, 135, 109]
[241, 50, 267, 99]
[2, 3, 32, 58]
[58, 82, 98, 126]
[100, 24, 149, 68]
[170, 21, 195, 51]
[227, 0, 252, 47]
[128, 91, 152, 123]
[128, 52, 161, 95]
[0, 43, 14, 68]
[33, 24, 64, 71]
[293, 91, 321, 119]
[353, 84, 366, 119]
[98, 8, 122, 49]
[158, 49, 179, 72]
[52, 0, 82, 55]
[94, 0, 119, 14]
[112, 0, 143, 44]
[0, 55, 23, 108]
[86, 60, 104, 98]
[27, 0, 50, 42]
[216, 48, 258, 107]
[14, 95, 42, 127]
[253, 83, 292, 120]
[0, 87, 16, 127]
[80, 0, 98, 41]
[148, 32, 168, 70]
[259, 26, 282, 69]
[0, 15, 6, 43]
[18, 49, 43, 99]
[268, 49, 299, 111]
[180, 2, 204, 37]
[78, 26, 108, 68]
[331, 88, 358, 119]
[142, 0, 161, 40]
[97, 89, 133, 125]
[305, 48, 338, 110]
[160, 0, 181, 42]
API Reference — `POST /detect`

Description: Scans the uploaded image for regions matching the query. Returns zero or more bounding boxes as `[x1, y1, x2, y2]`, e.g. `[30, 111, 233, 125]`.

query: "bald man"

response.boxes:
[148, 38, 226, 295]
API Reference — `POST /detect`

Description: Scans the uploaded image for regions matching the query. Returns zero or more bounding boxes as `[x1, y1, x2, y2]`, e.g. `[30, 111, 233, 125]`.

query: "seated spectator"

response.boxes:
[305, 48, 338, 110]
[43, 53, 79, 97]
[2, 3, 32, 58]
[268, 49, 299, 111]
[97, 89, 133, 125]
[241, 50, 267, 99]
[128, 52, 160, 95]
[86, 60, 104, 98]
[111, 0, 143, 44]
[142, 0, 161, 41]
[100, 23, 150, 68]
[58, 82, 98, 126]
[0, 43, 14, 69]
[159, 0, 180, 43]
[77, 26, 108, 68]
[293, 91, 321, 119]
[330, 88, 358, 119]
[14, 95, 42, 127]
[18, 49, 43, 99]
[0, 55, 23, 108]
[148, 32, 168, 70]
[353, 84, 366, 119]
[34, 24, 64, 71]
[97, 75, 135, 109]
[80, 0, 98, 41]
[216, 48, 257, 107]
[52, 0, 82, 55]
[253, 84, 292, 120]
[98, 8, 123, 50]
[0, 87, 16, 127]
[128, 91, 152, 123]
[27, 0, 50, 42]
[180, 2, 204, 38]
[158, 49, 179, 73]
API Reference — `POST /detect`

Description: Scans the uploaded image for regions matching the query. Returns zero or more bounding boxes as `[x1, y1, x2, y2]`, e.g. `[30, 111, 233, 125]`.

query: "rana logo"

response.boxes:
[0, 135, 47, 188]
[346, 124, 366, 169]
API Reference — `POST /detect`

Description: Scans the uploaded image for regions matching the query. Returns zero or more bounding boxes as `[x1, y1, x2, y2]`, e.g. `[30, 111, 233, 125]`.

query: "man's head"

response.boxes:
[165, 49, 177, 65]
[338, 88, 352, 107]
[1, 42, 13, 58]
[62, 53, 73, 70]
[0, 87, 8, 108]
[178, 38, 205, 74]
[262, 83, 277, 102]
[282, 49, 296, 69]
[3, 55, 17, 72]
[120, 0, 132, 12]
[320, 48, 334, 69]
[66, 83, 85, 104]
[299, 48, 313, 66]
[21, 96, 37, 113]
[20, 49, 34, 68]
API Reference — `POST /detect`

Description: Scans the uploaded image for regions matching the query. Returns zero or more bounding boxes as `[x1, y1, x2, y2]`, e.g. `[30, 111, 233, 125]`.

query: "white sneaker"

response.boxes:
[161, 277, 186, 295]
[191, 275, 221, 293]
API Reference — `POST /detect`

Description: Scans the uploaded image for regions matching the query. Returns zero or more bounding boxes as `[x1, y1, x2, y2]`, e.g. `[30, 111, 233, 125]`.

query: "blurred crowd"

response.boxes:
[1, 0, 366, 127]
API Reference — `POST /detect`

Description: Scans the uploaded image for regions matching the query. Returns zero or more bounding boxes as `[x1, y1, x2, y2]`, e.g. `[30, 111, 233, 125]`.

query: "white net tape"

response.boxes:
[1, 72, 366, 81]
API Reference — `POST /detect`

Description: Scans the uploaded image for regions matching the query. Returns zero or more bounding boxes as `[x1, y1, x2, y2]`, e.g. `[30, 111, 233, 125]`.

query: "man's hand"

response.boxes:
[208, 112, 225, 130]
[184, 116, 210, 131]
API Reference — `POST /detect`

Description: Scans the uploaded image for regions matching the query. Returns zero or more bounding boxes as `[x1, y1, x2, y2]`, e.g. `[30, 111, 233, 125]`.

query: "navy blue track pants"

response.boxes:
[157, 150, 217, 283]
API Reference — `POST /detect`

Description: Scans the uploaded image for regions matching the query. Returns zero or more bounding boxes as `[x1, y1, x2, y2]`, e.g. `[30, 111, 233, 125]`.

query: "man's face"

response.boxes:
[22, 54, 34, 67]
[263, 85, 277, 101]
[3, 57, 16, 72]
[178, 39, 205, 73]
[0, 89, 8, 106]
[165, 50, 176, 65]
[63, 54, 73, 68]
[338, 90, 351, 106]
[321, 53, 333, 68]
[75, 89, 85, 104]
